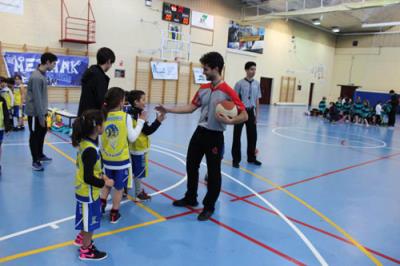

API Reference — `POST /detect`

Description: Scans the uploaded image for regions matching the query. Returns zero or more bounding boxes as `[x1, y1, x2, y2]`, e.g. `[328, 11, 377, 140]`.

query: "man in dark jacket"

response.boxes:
[388, 90, 399, 127]
[77, 47, 115, 116]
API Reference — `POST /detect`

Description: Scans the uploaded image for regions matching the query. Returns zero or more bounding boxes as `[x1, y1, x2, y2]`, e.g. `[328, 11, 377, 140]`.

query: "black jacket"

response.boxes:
[0, 96, 11, 132]
[127, 106, 161, 136]
[78, 65, 110, 116]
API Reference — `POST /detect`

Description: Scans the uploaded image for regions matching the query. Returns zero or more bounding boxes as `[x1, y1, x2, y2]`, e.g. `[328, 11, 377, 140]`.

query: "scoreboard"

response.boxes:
[162, 2, 190, 25]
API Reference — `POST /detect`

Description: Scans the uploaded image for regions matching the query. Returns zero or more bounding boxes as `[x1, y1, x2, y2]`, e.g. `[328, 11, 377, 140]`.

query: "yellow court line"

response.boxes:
[45, 142, 75, 163]
[159, 139, 382, 266]
[126, 195, 166, 221]
[0, 218, 165, 264]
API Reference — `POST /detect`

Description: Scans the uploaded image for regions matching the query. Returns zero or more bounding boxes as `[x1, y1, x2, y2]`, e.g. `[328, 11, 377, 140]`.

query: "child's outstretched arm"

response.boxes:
[127, 111, 146, 143]
[142, 112, 165, 136]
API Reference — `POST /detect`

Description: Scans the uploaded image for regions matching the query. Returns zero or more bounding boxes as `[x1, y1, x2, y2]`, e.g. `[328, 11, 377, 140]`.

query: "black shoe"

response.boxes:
[248, 159, 262, 166]
[197, 210, 214, 221]
[172, 198, 199, 207]
[232, 162, 240, 168]
[204, 174, 208, 182]
[39, 155, 53, 162]
[32, 161, 44, 171]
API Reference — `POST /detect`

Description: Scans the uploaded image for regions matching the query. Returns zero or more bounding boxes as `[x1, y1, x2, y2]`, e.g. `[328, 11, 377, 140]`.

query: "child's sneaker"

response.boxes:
[110, 210, 121, 224]
[73, 232, 83, 247]
[136, 190, 151, 202]
[79, 244, 107, 261]
[123, 187, 128, 198]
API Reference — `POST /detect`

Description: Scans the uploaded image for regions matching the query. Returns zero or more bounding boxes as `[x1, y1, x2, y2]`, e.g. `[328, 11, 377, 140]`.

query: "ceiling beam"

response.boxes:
[242, 0, 400, 22]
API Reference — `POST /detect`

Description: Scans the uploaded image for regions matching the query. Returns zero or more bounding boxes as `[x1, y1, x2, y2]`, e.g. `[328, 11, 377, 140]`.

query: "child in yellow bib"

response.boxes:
[13, 74, 26, 130]
[126, 90, 165, 201]
[0, 94, 12, 176]
[100, 87, 146, 223]
[72, 109, 114, 261]
[0, 77, 14, 117]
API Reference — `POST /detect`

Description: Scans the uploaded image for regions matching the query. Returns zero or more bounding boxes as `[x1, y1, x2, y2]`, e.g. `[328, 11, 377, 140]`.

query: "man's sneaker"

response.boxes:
[39, 155, 53, 162]
[32, 162, 44, 171]
[232, 162, 240, 168]
[136, 190, 151, 202]
[79, 245, 107, 261]
[110, 211, 121, 224]
[73, 233, 84, 247]
[248, 159, 262, 166]
[172, 198, 199, 207]
[197, 209, 214, 221]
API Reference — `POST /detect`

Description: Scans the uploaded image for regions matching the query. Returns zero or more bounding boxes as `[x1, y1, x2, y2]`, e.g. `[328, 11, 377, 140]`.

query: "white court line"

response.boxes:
[3, 141, 70, 146]
[272, 127, 387, 149]
[0, 149, 186, 242]
[152, 144, 328, 266]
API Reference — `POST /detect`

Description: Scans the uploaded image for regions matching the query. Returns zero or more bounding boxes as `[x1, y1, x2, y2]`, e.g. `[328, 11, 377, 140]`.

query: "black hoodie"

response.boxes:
[77, 65, 110, 116]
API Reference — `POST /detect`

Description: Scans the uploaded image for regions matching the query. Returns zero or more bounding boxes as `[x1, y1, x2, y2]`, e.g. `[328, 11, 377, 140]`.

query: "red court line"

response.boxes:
[141, 181, 306, 266]
[150, 160, 400, 265]
[232, 151, 400, 202]
[51, 130, 400, 263]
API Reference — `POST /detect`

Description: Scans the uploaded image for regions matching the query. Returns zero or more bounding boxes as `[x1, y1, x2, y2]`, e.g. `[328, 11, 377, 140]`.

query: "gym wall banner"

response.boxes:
[150, 61, 178, 80]
[2, 52, 89, 87]
[227, 21, 265, 54]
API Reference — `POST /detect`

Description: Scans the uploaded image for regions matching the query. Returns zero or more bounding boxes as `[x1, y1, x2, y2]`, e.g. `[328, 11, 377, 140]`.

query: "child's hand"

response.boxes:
[155, 105, 167, 114]
[157, 112, 166, 122]
[139, 111, 147, 121]
[103, 176, 114, 187]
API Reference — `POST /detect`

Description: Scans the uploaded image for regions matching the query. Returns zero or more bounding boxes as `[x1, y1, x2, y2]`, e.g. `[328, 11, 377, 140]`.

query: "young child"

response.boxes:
[373, 101, 382, 125]
[361, 100, 371, 126]
[342, 97, 352, 122]
[0, 77, 14, 122]
[99, 87, 146, 223]
[335, 97, 343, 114]
[13, 74, 25, 130]
[0, 94, 12, 176]
[352, 97, 363, 123]
[381, 102, 392, 126]
[327, 102, 341, 123]
[318, 97, 327, 117]
[126, 90, 165, 201]
[72, 109, 114, 261]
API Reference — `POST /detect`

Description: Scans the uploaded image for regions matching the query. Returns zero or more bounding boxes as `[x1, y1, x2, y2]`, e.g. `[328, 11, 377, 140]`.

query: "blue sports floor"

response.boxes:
[0, 104, 399, 266]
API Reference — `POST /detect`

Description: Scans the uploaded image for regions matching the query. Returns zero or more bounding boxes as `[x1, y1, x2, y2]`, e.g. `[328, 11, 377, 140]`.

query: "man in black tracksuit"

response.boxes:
[78, 47, 115, 116]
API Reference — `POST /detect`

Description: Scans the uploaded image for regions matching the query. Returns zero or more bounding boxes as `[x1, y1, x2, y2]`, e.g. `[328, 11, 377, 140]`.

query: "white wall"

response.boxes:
[0, 0, 336, 105]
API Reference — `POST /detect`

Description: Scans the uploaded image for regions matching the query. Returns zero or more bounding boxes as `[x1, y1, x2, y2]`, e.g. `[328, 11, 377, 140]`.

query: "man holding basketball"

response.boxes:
[156, 52, 247, 221]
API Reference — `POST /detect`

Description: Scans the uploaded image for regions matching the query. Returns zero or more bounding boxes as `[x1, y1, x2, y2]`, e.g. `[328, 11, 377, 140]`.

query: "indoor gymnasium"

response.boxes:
[0, 0, 400, 265]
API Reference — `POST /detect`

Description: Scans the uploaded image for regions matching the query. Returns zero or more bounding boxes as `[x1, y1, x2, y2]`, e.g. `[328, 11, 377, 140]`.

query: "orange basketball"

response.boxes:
[216, 100, 238, 118]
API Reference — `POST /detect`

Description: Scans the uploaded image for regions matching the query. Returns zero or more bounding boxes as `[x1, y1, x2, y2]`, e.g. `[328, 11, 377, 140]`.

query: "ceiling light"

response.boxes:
[362, 21, 400, 28]
[331, 27, 340, 33]
[312, 19, 321, 25]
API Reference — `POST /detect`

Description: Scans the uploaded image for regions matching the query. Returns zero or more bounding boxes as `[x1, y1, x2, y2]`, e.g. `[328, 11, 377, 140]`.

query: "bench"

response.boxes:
[48, 108, 77, 128]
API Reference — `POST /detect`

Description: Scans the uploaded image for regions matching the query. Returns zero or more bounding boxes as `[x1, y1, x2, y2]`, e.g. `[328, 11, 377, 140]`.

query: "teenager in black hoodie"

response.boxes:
[78, 48, 115, 116]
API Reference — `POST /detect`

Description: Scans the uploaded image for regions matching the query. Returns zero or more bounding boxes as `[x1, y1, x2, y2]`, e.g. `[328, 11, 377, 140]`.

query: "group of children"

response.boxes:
[315, 96, 392, 127]
[0, 75, 26, 175]
[72, 87, 165, 260]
